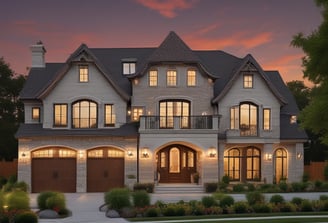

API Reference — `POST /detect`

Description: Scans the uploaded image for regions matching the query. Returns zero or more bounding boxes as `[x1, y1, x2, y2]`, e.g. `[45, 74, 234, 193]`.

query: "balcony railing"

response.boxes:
[139, 115, 220, 130]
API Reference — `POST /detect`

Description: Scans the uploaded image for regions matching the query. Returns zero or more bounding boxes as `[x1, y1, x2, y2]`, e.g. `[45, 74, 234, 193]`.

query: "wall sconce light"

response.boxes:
[127, 110, 131, 115]
[297, 152, 303, 160]
[21, 152, 26, 157]
[208, 147, 216, 158]
[142, 148, 149, 158]
[134, 79, 139, 85]
[265, 153, 272, 161]
[78, 151, 84, 159]
[127, 151, 133, 157]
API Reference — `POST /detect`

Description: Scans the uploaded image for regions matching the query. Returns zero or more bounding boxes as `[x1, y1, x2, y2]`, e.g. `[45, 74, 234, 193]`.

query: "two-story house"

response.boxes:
[16, 32, 307, 193]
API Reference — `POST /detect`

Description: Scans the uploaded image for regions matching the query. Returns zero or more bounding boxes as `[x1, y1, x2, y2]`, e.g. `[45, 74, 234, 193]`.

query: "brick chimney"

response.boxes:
[30, 41, 46, 68]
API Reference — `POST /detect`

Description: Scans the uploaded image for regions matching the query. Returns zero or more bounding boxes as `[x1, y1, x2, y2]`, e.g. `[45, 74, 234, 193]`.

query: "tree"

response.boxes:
[291, 0, 328, 145]
[0, 57, 25, 160]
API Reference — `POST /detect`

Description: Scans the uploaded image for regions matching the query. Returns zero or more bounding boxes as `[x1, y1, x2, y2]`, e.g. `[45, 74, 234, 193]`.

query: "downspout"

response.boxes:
[137, 132, 140, 183]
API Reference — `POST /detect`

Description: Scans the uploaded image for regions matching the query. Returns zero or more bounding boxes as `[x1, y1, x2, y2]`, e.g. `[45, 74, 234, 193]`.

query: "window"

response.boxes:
[132, 107, 144, 121]
[187, 70, 196, 86]
[32, 107, 40, 121]
[72, 100, 97, 128]
[160, 152, 166, 168]
[263, 108, 271, 130]
[274, 148, 287, 183]
[167, 70, 177, 86]
[224, 148, 240, 181]
[240, 102, 258, 136]
[149, 70, 158, 86]
[243, 74, 253, 88]
[159, 100, 190, 128]
[54, 104, 67, 127]
[79, 65, 89, 82]
[246, 147, 260, 180]
[230, 106, 239, 129]
[104, 104, 115, 127]
[123, 62, 136, 75]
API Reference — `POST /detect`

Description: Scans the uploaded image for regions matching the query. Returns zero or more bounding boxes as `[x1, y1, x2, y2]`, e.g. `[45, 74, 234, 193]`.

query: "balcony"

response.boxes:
[139, 115, 220, 131]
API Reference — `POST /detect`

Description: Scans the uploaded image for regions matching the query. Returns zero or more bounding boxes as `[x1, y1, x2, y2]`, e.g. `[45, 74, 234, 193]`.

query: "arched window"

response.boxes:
[159, 100, 190, 128]
[224, 148, 240, 181]
[246, 147, 261, 180]
[169, 147, 180, 173]
[72, 100, 97, 128]
[274, 148, 287, 183]
[230, 102, 258, 136]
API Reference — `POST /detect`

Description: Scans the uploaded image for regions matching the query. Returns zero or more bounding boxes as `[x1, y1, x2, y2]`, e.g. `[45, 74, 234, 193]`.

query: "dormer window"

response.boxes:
[187, 70, 196, 86]
[122, 58, 137, 75]
[79, 65, 89, 82]
[32, 107, 40, 122]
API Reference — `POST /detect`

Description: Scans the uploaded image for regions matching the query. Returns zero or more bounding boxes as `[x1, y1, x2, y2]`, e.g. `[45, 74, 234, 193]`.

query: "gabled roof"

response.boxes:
[211, 54, 287, 104]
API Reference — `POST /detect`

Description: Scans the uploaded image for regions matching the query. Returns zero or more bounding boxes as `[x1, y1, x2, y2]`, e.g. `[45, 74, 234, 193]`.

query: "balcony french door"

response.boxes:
[159, 100, 190, 128]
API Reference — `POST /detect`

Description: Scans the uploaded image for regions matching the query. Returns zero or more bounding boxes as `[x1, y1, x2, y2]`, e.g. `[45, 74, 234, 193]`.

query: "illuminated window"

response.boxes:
[59, 149, 76, 158]
[132, 107, 144, 121]
[159, 100, 190, 128]
[169, 147, 180, 173]
[88, 149, 103, 158]
[167, 70, 177, 86]
[32, 149, 54, 158]
[32, 107, 40, 121]
[79, 65, 88, 82]
[230, 106, 239, 129]
[246, 147, 260, 180]
[263, 108, 271, 130]
[160, 152, 166, 168]
[123, 62, 136, 75]
[188, 151, 194, 167]
[105, 104, 115, 127]
[274, 148, 287, 183]
[108, 149, 124, 157]
[149, 70, 158, 86]
[243, 74, 253, 88]
[72, 100, 97, 128]
[54, 104, 67, 127]
[187, 70, 196, 86]
[240, 103, 258, 136]
[224, 148, 240, 181]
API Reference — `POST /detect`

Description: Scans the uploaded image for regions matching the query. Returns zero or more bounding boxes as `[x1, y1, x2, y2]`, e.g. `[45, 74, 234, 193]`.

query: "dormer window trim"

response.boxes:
[122, 58, 137, 75]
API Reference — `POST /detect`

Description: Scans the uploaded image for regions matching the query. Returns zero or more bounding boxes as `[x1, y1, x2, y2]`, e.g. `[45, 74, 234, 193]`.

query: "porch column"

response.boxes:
[76, 150, 87, 192]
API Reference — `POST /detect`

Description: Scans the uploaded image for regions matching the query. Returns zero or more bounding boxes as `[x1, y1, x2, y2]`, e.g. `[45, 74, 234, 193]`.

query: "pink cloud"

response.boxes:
[135, 0, 198, 18]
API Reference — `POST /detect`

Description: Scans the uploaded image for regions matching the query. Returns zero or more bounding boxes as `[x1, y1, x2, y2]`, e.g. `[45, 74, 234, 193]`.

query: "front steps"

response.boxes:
[154, 183, 204, 194]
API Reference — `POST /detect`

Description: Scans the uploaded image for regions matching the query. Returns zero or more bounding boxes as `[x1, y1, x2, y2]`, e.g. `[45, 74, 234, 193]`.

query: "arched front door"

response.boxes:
[157, 144, 196, 183]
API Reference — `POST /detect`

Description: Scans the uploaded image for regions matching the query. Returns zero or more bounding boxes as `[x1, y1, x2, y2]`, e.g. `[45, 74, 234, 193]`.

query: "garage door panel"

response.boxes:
[32, 158, 76, 193]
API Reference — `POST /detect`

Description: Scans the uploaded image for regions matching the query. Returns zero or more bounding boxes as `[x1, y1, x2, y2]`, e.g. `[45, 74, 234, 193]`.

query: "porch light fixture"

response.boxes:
[78, 151, 84, 159]
[142, 148, 149, 158]
[208, 147, 216, 158]
[296, 152, 303, 160]
[127, 150, 133, 157]
[265, 153, 272, 161]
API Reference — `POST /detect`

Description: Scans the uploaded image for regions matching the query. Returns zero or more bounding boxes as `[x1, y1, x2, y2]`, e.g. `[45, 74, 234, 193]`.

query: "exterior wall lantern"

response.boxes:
[127, 150, 133, 157]
[142, 147, 149, 158]
[296, 152, 303, 160]
[208, 147, 217, 158]
[265, 153, 272, 161]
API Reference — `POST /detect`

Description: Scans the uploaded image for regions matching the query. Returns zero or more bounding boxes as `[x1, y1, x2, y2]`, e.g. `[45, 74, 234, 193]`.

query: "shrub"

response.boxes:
[162, 205, 177, 216]
[14, 210, 38, 223]
[233, 201, 249, 213]
[132, 190, 150, 208]
[193, 203, 205, 215]
[145, 207, 159, 217]
[0, 191, 4, 212]
[204, 182, 218, 193]
[46, 192, 66, 212]
[320, 195, 328, 201]
[291, 197, 303, 206]
[269, 194, 285, 204]
[133, 183, 154, 193]
[7, 190, 29, 211]
[201, 196, 217, 208]
[13, 181, 29, 192]
[301, 199, 313, 212]
[217, 182, 228, 191]
[0, 176, 7, 189]
[315, 180, 323, 189]
[246, 183, 256, 191]
[232, 184, 245, 192]
[221, 175, 230, 184]
[105, 188, 131, 210]
[246, 191, 265, 205]
[252, 203, 272, 213]
[279, 202, 296, 212]
[218, 195, 234, 208]
[278, 181, 289, 192]
[291, 182, 304, 192]
[37, 191, 58, 210]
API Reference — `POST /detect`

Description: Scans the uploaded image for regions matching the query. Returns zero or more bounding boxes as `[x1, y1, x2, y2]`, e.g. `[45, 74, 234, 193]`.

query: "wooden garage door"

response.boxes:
[87, 148, 124, 192]
[32, 148, 76, 193]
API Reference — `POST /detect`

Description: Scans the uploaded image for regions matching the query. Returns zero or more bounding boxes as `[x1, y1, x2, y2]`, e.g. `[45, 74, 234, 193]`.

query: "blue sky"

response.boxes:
[0, 0, 323, 85]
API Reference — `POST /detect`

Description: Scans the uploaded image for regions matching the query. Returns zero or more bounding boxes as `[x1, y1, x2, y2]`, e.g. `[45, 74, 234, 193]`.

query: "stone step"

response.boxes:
[154, 183, 204, 194]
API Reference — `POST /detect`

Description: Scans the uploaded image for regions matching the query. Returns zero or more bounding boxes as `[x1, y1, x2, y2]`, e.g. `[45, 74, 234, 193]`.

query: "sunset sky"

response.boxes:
[0, 0, 323, 85]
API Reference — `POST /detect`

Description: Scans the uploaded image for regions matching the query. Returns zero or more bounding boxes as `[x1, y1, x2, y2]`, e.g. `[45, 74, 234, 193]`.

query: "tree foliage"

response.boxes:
[0, 57, 25, 160]
[291, 0, 328, 145]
